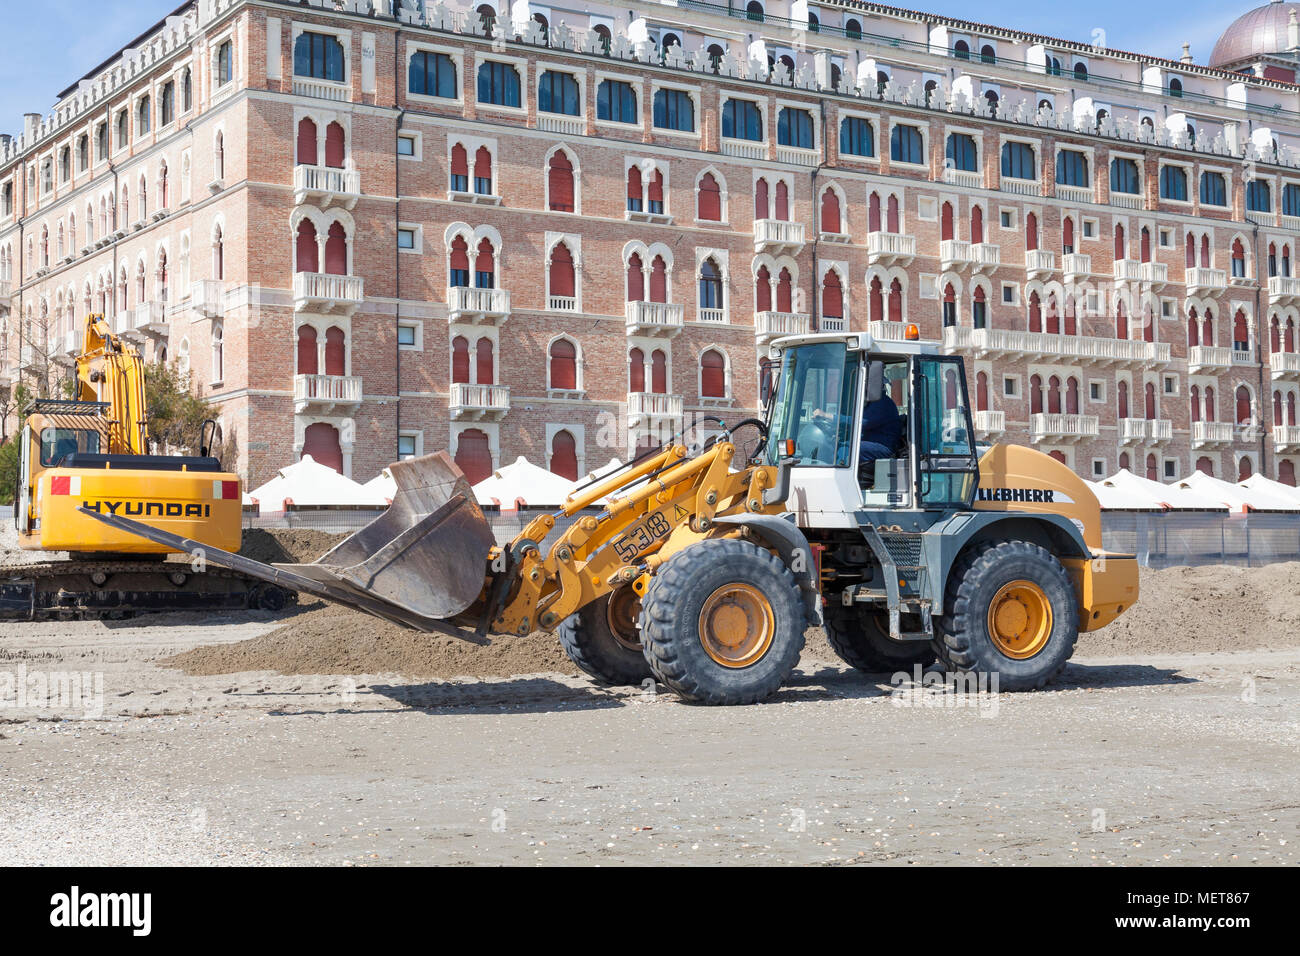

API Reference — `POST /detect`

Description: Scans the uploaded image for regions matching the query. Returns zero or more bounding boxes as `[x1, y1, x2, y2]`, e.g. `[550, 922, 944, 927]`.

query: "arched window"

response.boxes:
[409, 50, 457, 98]
[297, 220, 318, 272]
[699, 258, 723, 311]
[477, 61, 521, 107]
[1280, 460, 1296, 486]
[1062, 216, 1074, 255]
[1117, 380, 1129, 419]
[1231, 239, 1247, 279]
[1028, 291, 1042, 333]
[745, 1, 764, 22]
[297, 324, 318, 375]
[297, 118, 318, 165]
[940, 201, 954, 241]
[722, 99, 763, 141]
[324, 221, 347, 274]
[942, 283, 956, 328]
[548, 150, 575, 212]
[846, 18, 862, 39]
[1110, 157, 1141, 195]
[627, 253, 645, 302]
[697, 173, 721, 221]
[451, 335, 470, 383]
[1000, 142, 1035, 180]
[701, 349, 727, 397]
[454, 429, 492, 485]
[821, 270, 843, 324]
[775, 268, 793, 312]
[777, 108, 814, 149]
[213, 225, 224, 280]
[549, 338, 578, 390]
[449, 235, 469, 287]
[548, 243, 575, 301]
[597, 79, 637, 124]
[889, 124, 924, 164]
[1238, 456, 1253, 482]
[869, 276, 883, 322]
[1236, 385, 1253, 424]
[1073, 62, 1088, 81]
[450, 143, 468, 193]
[303, 423, 344, 474]
[1047, 375, 1062, 414]
[971, 205, 984, 244]
[550, 431, 578, 481]
[649, 256, 668, 303]
[887, 278, 903, 323]
[475, 239, 495, 289]
[211, 322, 224, 381]
[538, 70, 580, 115]
[839, 117, 874, 158]
[215, 131, 225, 180]
[475, 4, 497, 34]
[1030, 374, 1044, 414]
[182, 69, 192, 111]
[294, 32, 345, 82]
[946, 133, 978, 172]
[953, 39, 970, 60]
[476, 337, 494, 385]
[324, 122, 346, 168]
[1233, 308, 1250, 351]
[1025, 212, 1039, 252]
[1190, 385, 1201, 423]
[819, 188, 841, 235]
[973, 286, 987, 329]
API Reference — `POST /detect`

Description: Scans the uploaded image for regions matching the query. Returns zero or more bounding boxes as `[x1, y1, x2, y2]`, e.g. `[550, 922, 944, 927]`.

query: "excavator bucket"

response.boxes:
[76, 451, 497, 639]
[278, 451, 494, 620]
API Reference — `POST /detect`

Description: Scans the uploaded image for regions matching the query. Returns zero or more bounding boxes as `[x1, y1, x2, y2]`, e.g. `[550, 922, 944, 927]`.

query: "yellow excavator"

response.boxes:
[90, 328, 1140, 704]
[5, 315, 290, 617]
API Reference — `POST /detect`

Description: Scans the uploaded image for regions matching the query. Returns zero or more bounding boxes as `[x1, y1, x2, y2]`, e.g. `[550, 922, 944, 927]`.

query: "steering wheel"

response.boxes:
[725, 418, 768, 463]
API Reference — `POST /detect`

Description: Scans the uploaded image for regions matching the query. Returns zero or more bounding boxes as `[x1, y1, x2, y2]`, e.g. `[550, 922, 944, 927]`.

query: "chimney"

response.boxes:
[23, 113, 40, 138]
[1181, 42, 1193, 64]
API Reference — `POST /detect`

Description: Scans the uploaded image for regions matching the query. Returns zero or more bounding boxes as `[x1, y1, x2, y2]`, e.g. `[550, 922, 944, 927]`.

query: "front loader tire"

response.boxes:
[823, 603, 935, 673]
[639, 539, 806, 705]
[934, 540, 1079, 691]
[557, 589, 652, 686]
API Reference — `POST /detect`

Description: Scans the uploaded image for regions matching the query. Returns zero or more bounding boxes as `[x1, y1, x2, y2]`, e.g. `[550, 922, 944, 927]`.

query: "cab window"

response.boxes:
[39, 428, 100, 466]
[766, 342, 859, 467]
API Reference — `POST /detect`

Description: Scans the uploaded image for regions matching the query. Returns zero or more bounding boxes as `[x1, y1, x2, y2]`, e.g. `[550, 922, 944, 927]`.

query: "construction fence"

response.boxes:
[244, 506, 1300, 569]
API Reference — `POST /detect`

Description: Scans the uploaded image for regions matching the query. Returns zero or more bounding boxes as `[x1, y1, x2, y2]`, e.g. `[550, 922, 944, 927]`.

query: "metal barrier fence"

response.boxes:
[245, 508, 1300, 568]
[1100, 512, 1300, 568]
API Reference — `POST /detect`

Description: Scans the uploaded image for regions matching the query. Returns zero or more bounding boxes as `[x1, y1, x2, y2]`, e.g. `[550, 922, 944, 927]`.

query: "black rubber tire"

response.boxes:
[557, 591, 652, 686]
[823, 603, 935, 673]
[639, 538, 806, 705]
[934, 540, 1079, 691]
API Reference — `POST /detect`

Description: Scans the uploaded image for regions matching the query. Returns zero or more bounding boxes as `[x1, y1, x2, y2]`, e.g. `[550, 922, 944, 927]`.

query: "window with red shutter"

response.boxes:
[627, 253, 644, 302]
[976, 371, 988, 412]
[1238, 456, 1252, 482]
[296, 220, 318, 272]
[451, 143, 468, 191]
[626, 164, 642, 212]
[821, 270, 842, 319]
[649, 256, 667, 302]
[820, 188, 840, 234]
[648, 170, 664, 213]
[697, 173, 721, 221]
[1281, 460, 1297, 486]
[324, 326, 345, 376]
[549, 243, 575, 298]
[550, 430, 578, 481]
[869, 276, 883, 322]
[451, 336, 470, 384]
[302, 422, 344, 473]
[550, 339, 577, 390]
[1025, 211, 1038, 251]
[886, 194, 899, 232]
[324, 122, 345, 168]
[475, 238, 495, 288]
[971, 204, 984, 244]
[324, 222, 347, 274]
[473, 146, 492, 194]
[651, 349, 666, 394]
[549, 150, 575, 211]
[701, 349, 725, 398]
[941, 202, 954, 241]
[887, 278, 903, 323]
[476, 337, 494, 385]
[1236, 386, 1252, 423]
[629, 347, 645, 392]
[755, 265, 771, 312]
[449, 236, 469, 287]
[1117, 380, 1129, 419]
[296, 118, 318, 165]
[296, 325, 318, 375]
[1031, 375, 1044, 414]
[776, 268, 792, 312]
[868, 191, 881, 232]
[775, 180, 789, 220]
[454, 429, 493, 485]
[754, 178, 768, 220]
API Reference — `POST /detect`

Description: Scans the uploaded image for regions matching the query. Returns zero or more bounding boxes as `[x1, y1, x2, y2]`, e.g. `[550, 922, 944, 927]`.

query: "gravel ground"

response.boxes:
[2, 609, 1298, 865]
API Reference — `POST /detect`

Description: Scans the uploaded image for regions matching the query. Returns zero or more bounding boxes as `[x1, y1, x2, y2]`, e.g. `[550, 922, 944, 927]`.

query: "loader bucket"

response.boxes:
[277, 451, 496, 621]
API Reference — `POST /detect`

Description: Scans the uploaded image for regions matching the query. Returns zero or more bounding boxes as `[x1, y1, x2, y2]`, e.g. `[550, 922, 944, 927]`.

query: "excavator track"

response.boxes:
[0, 560, 297, 621]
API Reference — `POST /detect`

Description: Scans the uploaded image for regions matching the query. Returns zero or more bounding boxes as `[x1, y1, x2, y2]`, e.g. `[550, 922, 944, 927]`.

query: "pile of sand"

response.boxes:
[165, 528, 1300, 679]
[238, 528, 346, 565]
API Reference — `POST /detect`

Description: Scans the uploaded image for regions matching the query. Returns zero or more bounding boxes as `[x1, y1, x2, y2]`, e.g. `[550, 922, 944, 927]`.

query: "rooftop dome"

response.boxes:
[1209, 1, 1300, 68]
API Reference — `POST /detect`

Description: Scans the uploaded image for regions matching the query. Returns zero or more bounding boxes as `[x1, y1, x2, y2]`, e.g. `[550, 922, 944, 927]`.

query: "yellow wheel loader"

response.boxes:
[86, 328, 1139, 703]
[4, 315, 292, 618]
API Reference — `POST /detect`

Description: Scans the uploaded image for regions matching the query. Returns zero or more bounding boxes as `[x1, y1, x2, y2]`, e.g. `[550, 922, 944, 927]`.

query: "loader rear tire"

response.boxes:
[639, 539, 805, 705]
[935, 540, 1078, 691]
[557, 589, 652, 686]
[823, 603, 935, 673]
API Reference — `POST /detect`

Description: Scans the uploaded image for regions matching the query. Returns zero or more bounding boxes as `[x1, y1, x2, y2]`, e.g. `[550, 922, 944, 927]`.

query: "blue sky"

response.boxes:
[0, 0, 1256, 135]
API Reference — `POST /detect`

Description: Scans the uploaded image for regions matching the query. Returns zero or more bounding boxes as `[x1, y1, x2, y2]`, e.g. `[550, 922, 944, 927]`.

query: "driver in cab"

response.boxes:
[809, 362, 902, 477]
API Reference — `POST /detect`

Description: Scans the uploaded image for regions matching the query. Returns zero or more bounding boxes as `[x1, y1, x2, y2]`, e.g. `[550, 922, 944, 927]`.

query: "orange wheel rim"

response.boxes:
[986, 580, 1053, 660]
[605, 587, 643, 651]
[698, 583, 774, 668]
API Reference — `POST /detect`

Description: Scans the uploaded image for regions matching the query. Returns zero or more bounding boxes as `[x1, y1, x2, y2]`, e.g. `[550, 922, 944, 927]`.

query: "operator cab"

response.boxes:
[763, 331, 979, 525]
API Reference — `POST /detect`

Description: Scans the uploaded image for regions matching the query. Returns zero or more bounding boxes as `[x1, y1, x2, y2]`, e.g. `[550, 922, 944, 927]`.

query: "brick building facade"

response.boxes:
[3, 0, 1300, 489]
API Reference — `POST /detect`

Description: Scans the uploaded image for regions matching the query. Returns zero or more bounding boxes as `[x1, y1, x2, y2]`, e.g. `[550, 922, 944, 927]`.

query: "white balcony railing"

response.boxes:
[1149, 419, 1173, 442]
[1270, 351, 1300, 379]
[538, 113, 584, 136]
[0, 280, 11, 308]
[1000, 176, 1039, 197]
[720, 138, 766, 160]
[940, 239, 972, 271]
[1113, 259, 1143, 282]
[868, 320, 912, 341]
[627, 391, 683, 425]
[1141, 261, 1169, 286]
[294, 272, 364, 313]
[942, 326, 1169, 365]
[293, 373, 362, 412]
[292, 77, 349, 101]
[866, 231, 916, 265]
[625, 300, 684, 336]
[1231, 347, 1256, 366]
[449, 382, 510, 420]
[1025, 249, 1055, 278]
[754, 310, 811, 343]
[1268, 275, 1300, 304]
[1119, 418, 1147, 442]
[1273, 425, 1300, 450]
[1188, 345, 1233, 370]
[1055, 184, 1094, 205]
[1247, 209, 1278, 227]
[698, 307, 727, 324]
[293, 163, 360, 208]
[819, 316, 847, 332]
[753, 218, 805, 252]
[775, 145, 818, 167]
[1192, 421, 1234, 447]
[1030, 412, 1099, 442]
[974, 409, 1005, 435]
[1185, 267, 1227, 294]
[1110, 191, 1143, 209]
[447, 286, 510, 324]
[1062, 252, 1092, 282]
[131, 300, 165, 334]
[190, 279, 225, 318]
[943, 167, 982, 189]
[548, 295, 578, 312]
